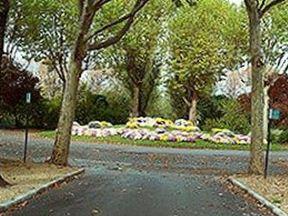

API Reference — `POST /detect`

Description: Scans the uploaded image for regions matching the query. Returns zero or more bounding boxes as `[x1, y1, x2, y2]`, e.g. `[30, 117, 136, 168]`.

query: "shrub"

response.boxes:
[37, 97, 62, 129]
[76, 90, 109, 125]
[202, 99, 250, 134]
[0, 114, 14, 128]
[76, 87, 130, 125]
[146, 92, 176, 120]
[238, 74, 288, 129]
[198, 95, 227, 126]
[277, 130, 288, 144]
[0, 57, 42, 128]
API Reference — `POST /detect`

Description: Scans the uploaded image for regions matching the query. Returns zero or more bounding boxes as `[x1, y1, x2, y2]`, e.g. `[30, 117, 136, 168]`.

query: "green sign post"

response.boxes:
[23, 92, 31, 163]
[269, 109, 280, 120]
[265, 108, 281, 178]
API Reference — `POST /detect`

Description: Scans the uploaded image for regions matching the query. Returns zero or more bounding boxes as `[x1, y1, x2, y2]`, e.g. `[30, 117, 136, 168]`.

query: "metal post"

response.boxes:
[23, 92, 31, 163]
[23, 109, 28, 163]
[264, 115, 272, 179]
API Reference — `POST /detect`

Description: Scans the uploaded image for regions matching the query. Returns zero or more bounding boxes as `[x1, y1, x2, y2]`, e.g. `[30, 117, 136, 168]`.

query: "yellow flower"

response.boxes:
[171, 125, 199, 132]
[211, 128, 231, 134]
[100, 121, 111, 128]
[126, 122, 139, 129]
[159, 134, 168, 141]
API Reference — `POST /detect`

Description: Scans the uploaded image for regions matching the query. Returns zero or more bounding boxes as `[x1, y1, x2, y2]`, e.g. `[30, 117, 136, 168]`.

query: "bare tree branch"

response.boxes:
[48, 54, 65, 81]
[256, 0, 260, 7]
[88, 20, 133, 51]
[259, 0, 266, 9]
[78, 0, 85, 18]
[86, 1, 141, 42]
[182, 96, 191, 107]
[87, 0, 149, 51]
[244, 0, 253, 12]
[244, 0, 252, 11]
[260, 0, 286, 17]
[92, 0, 113, 10]
[79, 0, 112, 20]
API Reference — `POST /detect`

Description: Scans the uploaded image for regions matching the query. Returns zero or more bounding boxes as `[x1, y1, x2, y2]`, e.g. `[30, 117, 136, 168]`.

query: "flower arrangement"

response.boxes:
[88, 121, 113, 129]
[72, 121, 114, 136]
[125, 117, 200, 132]
[126, 121, 139, 129]
[174, 119, 194, 127]
[71, 118, 251, 145]
[209, 129, 251, 144]
[153, 118, 173, 128]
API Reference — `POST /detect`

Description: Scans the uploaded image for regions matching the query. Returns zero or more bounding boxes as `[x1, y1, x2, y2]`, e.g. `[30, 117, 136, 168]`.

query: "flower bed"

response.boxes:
[126, 117, 200, 132]
[71, 118, 251, 145]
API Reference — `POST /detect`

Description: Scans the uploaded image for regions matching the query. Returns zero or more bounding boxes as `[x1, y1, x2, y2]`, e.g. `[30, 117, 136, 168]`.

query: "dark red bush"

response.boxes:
[238, 74, 288, 127]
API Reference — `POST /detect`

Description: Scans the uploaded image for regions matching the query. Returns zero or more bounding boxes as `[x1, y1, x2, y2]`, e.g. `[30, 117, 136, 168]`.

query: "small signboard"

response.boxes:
[269, 108, 280, 120]
[26, 92, 31, 104]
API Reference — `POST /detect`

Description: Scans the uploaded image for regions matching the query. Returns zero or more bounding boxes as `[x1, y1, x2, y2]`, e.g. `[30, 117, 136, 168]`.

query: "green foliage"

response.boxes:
[76, 86, 130, 125]
[7, 0, 78, 63]
[277, 130, 288, 144]
[76, 86, 109, 125]
[262, 2, 288, 71]
[100, 89, 130, 124]
[168, 0, 248, 117]
[269, 2, 288, 40]
[202, 99, 250, 134]
[0, 96, 61, 130]
[37, 97, 62, 129]
[272, 129, 288, 144]
[146, 91, 176, 119]
[6, 87, 131, 129]
[14, 86, 131, 129]
[101, 0, 173, 116]
[197, 96, 227, 125]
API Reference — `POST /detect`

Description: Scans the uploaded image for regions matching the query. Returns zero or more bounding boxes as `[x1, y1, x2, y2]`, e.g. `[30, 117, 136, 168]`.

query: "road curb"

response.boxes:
[228, 177, 288, 216]
[0, 168, 85, 213]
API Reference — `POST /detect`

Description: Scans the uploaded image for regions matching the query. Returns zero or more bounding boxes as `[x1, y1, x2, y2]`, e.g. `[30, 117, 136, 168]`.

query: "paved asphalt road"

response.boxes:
[1, 130, 287, 216]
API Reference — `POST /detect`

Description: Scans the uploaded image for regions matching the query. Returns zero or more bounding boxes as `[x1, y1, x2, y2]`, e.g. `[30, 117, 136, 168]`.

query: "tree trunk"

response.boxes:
[131, 84, 141, 117]
[0, 0, 10, 187]
[50, 0, 148, 165]
[50, 60, 81, 166]
[50, 0, 96, 166]
[247, 2, 266, 175]
[0, 0, 9, 69]
[188, 96, 197, 125]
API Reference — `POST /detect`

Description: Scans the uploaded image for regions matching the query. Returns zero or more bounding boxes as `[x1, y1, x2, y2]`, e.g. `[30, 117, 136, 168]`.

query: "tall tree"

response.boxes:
[50, 0, 150, 165]
[103, 0, 171, 117]
[6, 0, 79, 90]
[0, 0, 9, 67]
[168, 0, 247, 123]
[244, 0, 286, 174]
[0, 0, 10, 187]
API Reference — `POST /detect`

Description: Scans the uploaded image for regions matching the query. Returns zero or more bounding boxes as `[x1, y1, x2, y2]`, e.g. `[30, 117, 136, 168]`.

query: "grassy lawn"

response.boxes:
[37, 131, 288, 151]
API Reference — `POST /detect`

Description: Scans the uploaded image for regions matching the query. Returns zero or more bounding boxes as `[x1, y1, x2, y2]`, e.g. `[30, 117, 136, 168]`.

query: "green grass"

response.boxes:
[38, 131, 288, 151]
